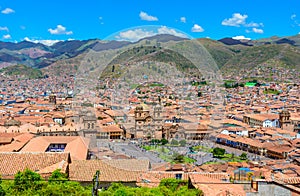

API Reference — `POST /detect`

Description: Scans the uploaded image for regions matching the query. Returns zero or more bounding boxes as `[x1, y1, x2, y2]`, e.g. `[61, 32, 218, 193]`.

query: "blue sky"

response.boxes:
[0, 0, 299, 45]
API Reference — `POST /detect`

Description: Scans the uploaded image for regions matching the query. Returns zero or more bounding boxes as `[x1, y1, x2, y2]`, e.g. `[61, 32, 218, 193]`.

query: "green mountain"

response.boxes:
[0, 34, 299, 82]
[100, 44, 201, 79]
[222, 44, 300, 72]
[196, 38, 244, 68]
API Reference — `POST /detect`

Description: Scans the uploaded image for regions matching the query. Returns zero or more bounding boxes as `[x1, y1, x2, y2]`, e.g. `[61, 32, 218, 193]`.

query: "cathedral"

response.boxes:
[124, 103, 164, 139]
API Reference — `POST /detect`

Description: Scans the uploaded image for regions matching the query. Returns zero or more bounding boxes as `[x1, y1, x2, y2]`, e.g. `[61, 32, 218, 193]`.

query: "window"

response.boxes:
[175, 173, 182, 180]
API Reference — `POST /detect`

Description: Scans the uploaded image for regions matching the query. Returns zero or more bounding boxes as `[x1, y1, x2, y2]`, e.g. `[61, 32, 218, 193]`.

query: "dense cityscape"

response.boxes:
[0, 35, 299, 195]
[1, 1, 300, 195]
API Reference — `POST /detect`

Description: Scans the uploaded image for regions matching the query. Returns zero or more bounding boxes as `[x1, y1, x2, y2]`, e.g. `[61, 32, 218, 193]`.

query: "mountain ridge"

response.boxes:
[0, 33, 299, 73]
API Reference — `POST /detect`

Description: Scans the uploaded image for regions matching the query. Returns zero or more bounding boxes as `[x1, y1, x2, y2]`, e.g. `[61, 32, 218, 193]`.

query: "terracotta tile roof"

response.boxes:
[0, 140, 28, 152]
[250, 113, 279, 121]
[151, 162, 171, 171]
[99, 125, 123, 133]
[189, 173, 246, 196]
[199, 163, 229, 173]
[20, 136, 90, 160]
[0, 152, 70, 179]
[18, 123, 38, 133]
[0, 136, 13, 144]
[223, 119, 250, 128]
[266, 145, 294, 154]
[102, 159, 150, 171]
[137, 171, 189, 188]
[0, 132, 21, 137]
[69, 160, 142, 182]
[37, 160, 68, 176]
[279, 177, 300, 184]
[104, 110, 124, 117]
[14, 115, 44, 125]
[13, 133, 34, 143]
[191, 172, 230, 181]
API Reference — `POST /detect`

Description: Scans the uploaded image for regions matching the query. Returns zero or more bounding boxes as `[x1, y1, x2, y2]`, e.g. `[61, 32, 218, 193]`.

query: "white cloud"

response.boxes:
[48, 25, 73, 35]
[232, 35, 251, 40]
[252, 27, 264, 34]
[291, 14, 299, 27]
[191, 24, 204, 32]
[222, 13, 264, 29]
[1, 8, 15, 14]
[245, 22, 264, 27]
[180, 17, 186, 23]
[115, 29, 156, 42]
[99, 16, 104, 25]
[115, 26, 187, 42]
[158, 26, 188, 37]
[139, 11, 158, 21]
[24, 37, 61, 46]
[0, 26, 9, 31]
[222, 13, 248, 27]
[3, 34, 11, 39]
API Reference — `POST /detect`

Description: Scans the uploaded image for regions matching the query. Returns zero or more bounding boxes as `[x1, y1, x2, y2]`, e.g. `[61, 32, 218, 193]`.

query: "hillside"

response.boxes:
[221, 44, 300, 72]
[197, 38, 244, 68]
[0, 64, 43, 79]
[100, 45, 200, 79]
[0, 34, 299, 81]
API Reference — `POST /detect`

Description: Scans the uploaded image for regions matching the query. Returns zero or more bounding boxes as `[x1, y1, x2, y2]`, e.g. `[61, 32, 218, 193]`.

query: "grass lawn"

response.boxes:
[142, 145, 152, 151]
[216, 153, 248, 162]
[183, 157, 196, 163]
[159, 154, 173, 162]
[142, 145, 170, 153]
[263, 89, 280, 95]
[204, 161, 223, 165]
[159, 155, 196, 164]
[142, 145, 196, 164]
[192, 145, 213, 153]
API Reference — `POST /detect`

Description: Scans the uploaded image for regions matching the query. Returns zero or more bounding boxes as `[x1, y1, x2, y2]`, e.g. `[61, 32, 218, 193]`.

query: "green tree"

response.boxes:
[48, 169, 68, 184]
[151, 139, 161, 145]
[99, 179, 203, 196]
[172, 153, 184, 163]
[160, 138, 168, 145]
[41, 181, 90, 196]
[179, 140, 186, 147]
[0, 170, 91, 195]
[240, 152, 248, 160]
[159, 178, 184, 192]
[159, 178, 203, 196]
[212, 147, 225, 158]
[231, 153, 235, 159]
[170, 139, 179, 146]
[0, 175, 5, 196]
[161, 146, 166, 153]
[175, 186, 203, 196]
[13, 168, 43, 192]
